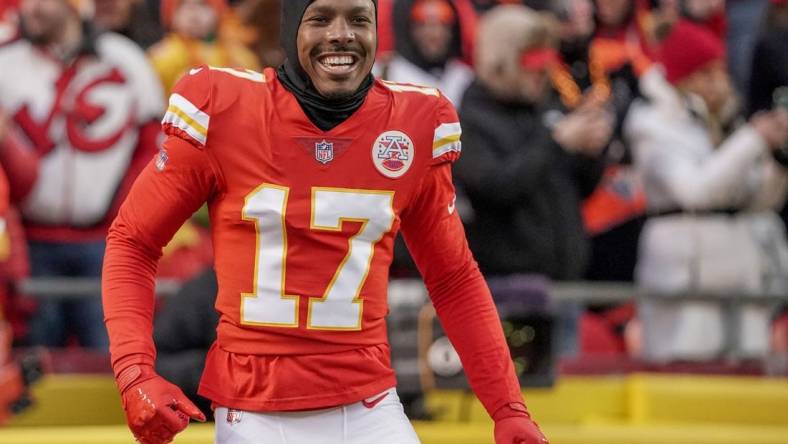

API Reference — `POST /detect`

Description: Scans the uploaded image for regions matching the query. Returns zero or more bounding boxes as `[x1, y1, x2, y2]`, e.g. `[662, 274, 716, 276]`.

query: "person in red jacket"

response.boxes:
[102, 0, 549, 443]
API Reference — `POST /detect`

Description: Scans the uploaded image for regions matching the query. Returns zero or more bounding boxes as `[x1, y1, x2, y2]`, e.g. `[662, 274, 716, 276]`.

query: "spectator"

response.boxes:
[625, 21, 788, 361]
[455, 4, 612, 279]
[93, 0, 163, 49]
[227, 0, 284, 68]
[748, 0, 788, 116]
[726, 0, 770, 95]
[148, 0, 260, 94]
[591, 0, 656, 76]
[381, 0, 475, 107]
[552, 0, 647, 281]
[0, 0, 164, 349]
[748, 0, 788, 229]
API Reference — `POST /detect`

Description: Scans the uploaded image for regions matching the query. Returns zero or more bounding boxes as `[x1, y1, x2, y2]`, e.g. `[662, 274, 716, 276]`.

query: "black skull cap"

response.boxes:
[280, 0, 379, 74]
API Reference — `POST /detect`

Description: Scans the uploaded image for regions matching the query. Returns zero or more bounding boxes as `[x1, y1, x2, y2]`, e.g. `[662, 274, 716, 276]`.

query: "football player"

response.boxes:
[102, 0, 549, 443]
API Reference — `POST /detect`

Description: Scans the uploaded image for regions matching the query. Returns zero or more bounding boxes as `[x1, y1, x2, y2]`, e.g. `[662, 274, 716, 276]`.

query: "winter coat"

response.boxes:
[455, 80, 604, 278]
[625, 80, 788, 361]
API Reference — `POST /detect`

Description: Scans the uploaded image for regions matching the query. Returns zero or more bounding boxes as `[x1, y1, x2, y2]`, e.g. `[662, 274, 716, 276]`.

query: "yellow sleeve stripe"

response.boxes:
[161, 93, 210, 145]
[433, 141, 461, 158]
[432, 134, 461, 150]
[165, 105, 207, 136]
[432, 122, 462, 158]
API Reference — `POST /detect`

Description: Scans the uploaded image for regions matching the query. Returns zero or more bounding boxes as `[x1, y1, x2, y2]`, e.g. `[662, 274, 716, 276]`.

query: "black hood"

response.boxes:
[392, 0, 463, 72]
[278, 0, 378, 131]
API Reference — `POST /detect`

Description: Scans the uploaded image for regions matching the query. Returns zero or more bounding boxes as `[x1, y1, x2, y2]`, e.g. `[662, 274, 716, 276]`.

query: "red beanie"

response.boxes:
[660, 20, 725, 85]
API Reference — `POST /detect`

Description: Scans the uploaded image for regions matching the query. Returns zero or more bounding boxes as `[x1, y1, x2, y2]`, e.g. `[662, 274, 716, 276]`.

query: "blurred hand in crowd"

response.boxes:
[553, 104, 614, 155]
[752, 108, 788, 150]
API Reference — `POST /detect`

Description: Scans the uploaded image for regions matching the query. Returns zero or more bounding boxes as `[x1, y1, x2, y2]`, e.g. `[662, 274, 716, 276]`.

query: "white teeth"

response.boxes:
[321, 55, 354, 66]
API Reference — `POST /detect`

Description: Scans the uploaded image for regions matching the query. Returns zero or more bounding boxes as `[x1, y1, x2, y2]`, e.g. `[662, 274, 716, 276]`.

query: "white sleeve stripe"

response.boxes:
[433, 122, 462, 142]
[169, 93, 210, 129]
[209, 66, 265, 83]
[381, 81, 440, 96]
[164, 105, 207, 135]
[162, 113, 208, 145]
[433, 141, 461, 158]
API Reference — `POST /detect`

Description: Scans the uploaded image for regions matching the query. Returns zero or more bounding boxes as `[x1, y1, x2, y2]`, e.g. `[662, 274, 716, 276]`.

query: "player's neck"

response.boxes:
[277, 63, 375, 132]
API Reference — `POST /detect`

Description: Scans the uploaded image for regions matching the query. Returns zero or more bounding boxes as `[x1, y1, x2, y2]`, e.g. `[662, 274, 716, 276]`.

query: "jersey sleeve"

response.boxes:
[399, 163, 525, 419]
[430, 95, 462, 165]
[102, 135, 218, 376]
[161, 65, 212, 148]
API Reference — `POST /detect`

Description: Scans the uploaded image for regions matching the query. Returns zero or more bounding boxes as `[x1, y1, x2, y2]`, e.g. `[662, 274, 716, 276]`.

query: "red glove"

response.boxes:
[116, 364, 206, 444]
[493, 403, 549, 444]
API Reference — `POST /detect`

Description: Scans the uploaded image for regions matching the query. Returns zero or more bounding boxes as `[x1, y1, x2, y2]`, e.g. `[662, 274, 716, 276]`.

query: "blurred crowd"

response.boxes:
[0, 0, 787, 376]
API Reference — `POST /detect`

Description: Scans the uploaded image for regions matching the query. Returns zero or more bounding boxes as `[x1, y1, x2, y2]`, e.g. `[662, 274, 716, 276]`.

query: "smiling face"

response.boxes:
[297, 0, 377, 100]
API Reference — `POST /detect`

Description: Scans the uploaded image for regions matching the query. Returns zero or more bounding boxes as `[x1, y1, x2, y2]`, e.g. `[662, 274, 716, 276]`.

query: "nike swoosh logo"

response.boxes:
[447, 194, 457, 215]
[189, 67, 203, 75]
[361, 392, 389, 409]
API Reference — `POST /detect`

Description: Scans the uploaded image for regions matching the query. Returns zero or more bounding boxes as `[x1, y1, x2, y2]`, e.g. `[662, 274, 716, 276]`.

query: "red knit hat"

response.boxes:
[160, 0, 227, 29]
[660, 20, 725, 85]
[411, 0, 456, 24]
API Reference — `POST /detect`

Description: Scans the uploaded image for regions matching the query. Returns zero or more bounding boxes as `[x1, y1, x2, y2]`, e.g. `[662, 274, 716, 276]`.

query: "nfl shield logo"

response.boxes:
[226, 409, 243, 425]
[155, 148, 168, 171]
[315, 140, 334, 164]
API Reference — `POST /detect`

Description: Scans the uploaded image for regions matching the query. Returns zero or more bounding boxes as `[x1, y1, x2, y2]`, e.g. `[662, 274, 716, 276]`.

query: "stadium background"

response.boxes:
[1, 0, 788, 443]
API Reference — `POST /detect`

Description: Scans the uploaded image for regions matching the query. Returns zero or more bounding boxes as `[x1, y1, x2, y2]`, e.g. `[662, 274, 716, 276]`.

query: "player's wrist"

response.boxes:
[115, 363, 157, 394]
[492, 402, 531, 422]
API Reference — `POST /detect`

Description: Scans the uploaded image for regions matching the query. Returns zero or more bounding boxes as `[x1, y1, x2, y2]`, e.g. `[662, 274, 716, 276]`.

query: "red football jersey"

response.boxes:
[104, 67, 522, 413]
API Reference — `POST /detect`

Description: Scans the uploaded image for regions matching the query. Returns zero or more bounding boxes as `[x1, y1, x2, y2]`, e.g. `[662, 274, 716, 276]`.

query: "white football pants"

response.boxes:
[214, 388, 420, 444]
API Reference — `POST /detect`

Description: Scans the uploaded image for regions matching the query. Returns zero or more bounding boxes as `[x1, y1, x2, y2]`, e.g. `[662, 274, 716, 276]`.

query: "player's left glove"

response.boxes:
[493, 403, 549, 444]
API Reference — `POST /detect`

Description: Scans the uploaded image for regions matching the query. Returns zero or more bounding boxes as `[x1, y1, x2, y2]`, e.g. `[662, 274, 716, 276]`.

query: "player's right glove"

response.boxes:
[115, 364, 206, 444]
[493, 402, 549, 444]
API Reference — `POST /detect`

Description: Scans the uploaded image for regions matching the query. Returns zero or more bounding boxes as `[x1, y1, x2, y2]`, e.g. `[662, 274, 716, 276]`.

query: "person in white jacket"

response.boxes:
[625, 20, 788, 361]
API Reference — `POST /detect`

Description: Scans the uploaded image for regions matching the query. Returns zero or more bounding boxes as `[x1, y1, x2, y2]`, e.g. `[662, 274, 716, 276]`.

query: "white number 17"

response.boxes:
[241, 185, 395, 330]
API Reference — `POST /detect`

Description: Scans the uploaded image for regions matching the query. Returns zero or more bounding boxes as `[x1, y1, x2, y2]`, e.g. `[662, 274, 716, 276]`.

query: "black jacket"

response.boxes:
[748, 27, 788, 116]
[455, 81, 604, 279]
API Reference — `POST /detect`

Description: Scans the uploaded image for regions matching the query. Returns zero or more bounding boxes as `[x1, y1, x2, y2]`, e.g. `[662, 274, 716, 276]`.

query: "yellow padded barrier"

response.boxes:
[426, 377, 628, 424]
[9, 374, 125, 427]
[2, 423, 788, 444]
[626, 374, 788, 426]
[8, 373, 788, 429]
[427, 374, 788, 426]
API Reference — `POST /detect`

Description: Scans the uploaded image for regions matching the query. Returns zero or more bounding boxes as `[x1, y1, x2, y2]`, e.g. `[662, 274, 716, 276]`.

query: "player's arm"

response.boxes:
[399, 98, 548, 444]
[102, 66, 219, 444]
